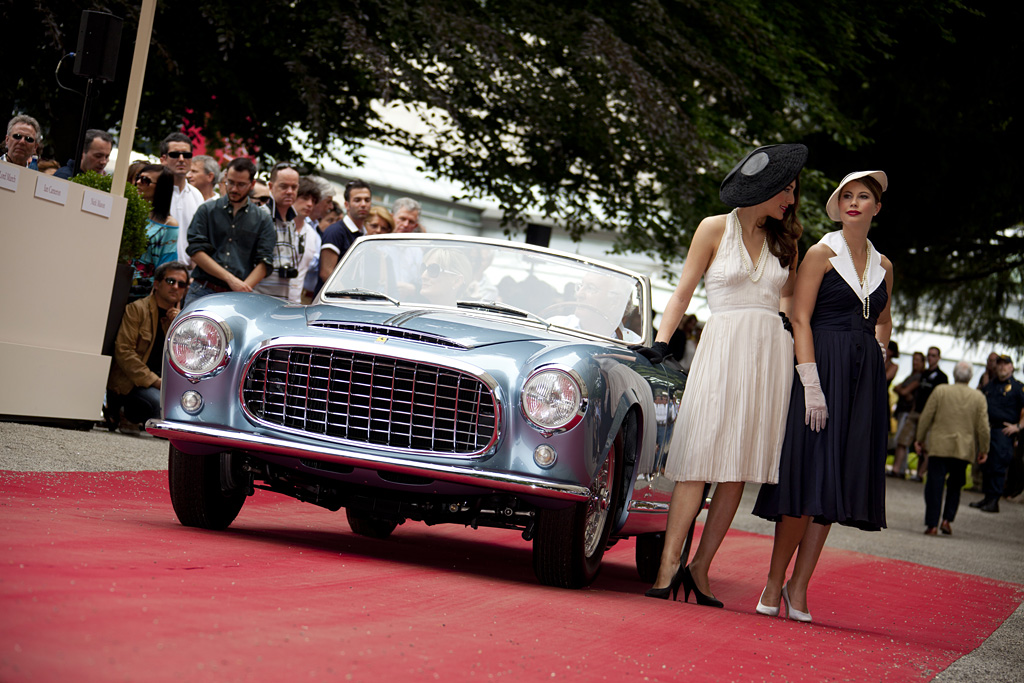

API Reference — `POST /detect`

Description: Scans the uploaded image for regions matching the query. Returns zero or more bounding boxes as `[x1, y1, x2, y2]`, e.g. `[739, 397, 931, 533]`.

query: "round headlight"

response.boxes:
[521, 369, 584, 431]
[169, 316, 229, 377]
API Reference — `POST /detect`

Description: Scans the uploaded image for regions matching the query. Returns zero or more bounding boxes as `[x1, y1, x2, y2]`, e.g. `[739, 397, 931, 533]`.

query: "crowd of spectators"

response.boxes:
[2, 115, 426, 432]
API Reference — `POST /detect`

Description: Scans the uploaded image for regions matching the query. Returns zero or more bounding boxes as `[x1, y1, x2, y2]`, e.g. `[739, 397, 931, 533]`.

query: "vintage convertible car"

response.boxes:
[148, 234, 686, 588]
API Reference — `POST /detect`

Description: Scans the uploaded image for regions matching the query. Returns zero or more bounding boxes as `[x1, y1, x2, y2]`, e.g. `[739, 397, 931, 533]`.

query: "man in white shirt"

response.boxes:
[162, 132, 205, 265]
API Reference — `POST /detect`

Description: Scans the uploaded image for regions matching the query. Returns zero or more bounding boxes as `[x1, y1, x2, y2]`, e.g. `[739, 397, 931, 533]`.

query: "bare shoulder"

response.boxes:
[879, 253, 894, 274]
[803, 242, 834, 265]
[693, 213, 727, 241]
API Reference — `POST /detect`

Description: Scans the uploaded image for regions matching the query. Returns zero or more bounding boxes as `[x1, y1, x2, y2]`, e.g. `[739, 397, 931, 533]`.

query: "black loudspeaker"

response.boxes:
[73, 10, 123, 82]
[526, 223, 552, 247]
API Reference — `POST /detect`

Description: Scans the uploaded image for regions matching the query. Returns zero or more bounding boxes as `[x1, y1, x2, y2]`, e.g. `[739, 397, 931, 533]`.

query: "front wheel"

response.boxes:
[168, 445, 246, 530]
[532, 432, 623, 588]
[345, 508, 399, 539]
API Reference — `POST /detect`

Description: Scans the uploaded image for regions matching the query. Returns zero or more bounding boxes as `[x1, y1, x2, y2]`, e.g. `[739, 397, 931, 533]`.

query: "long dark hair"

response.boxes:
[763, 173, 803, 269]
[139, 163, 175, 224]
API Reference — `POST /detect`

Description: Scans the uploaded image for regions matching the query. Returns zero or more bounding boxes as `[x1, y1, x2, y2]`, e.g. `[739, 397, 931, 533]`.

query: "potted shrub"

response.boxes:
[71, 170, 152, 356]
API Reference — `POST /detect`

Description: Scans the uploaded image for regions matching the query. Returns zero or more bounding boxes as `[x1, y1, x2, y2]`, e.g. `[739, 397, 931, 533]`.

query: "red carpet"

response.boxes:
[1, 470, 1020, 682]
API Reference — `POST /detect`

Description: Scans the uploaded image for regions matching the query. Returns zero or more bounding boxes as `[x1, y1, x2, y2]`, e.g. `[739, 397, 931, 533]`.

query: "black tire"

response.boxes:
[345, 508, 399, 539]
[635, 532, 665, 583]
[533, 429, 625, 588]
[168, 445, 246, 530]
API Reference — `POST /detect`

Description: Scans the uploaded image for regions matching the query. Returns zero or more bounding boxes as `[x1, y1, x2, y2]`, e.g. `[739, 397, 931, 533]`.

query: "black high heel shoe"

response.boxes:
[680, 566, 724, 608]
[644, 564, 686, 601]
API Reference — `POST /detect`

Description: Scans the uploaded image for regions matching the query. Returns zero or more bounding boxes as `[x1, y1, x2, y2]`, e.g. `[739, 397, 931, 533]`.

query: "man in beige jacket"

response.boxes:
[105, 261, 188, 433]
[915, 361, 990, 535]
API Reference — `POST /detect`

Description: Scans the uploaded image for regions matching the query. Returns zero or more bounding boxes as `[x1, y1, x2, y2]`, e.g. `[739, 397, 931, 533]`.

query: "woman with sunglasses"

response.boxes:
[419, 248, 473, 306]
[752, 171, 892, 623]
[128, 164, 180, 302]
[636, 144, 806, 607]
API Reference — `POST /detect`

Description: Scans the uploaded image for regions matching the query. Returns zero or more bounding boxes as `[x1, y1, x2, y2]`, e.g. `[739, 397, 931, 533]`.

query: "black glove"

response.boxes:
[779, 312, 793, 336]
[629, 341, 670, 364]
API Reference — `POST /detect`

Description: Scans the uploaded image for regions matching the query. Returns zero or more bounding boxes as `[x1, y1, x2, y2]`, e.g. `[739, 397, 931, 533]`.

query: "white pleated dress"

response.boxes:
[663, 209, 795, 484]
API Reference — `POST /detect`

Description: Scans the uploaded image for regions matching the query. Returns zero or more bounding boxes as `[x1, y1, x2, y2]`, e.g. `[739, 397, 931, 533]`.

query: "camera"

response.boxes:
[277, 265, 299, 279]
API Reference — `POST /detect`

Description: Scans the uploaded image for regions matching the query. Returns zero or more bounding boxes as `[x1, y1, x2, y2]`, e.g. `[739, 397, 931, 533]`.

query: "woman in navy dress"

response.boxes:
[752, 171, 893, 622]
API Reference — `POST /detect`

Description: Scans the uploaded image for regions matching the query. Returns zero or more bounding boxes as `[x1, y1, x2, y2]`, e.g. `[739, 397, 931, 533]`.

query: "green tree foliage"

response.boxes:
[4, 0, 1021, 349]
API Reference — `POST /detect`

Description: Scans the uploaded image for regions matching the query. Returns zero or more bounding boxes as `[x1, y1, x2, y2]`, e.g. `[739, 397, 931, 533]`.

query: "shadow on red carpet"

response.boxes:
[1, 470, 1020, 681]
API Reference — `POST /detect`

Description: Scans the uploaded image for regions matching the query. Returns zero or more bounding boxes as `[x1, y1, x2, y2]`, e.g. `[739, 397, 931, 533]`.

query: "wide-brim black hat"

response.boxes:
[719, 143, 809, 208]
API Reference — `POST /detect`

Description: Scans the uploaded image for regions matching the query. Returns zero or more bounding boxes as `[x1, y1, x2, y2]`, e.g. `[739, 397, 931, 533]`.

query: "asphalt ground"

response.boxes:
[1, 420, 1022, 681]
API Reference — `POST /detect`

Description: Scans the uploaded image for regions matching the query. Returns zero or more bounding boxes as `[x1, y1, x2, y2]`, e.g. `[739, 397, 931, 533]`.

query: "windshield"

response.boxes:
[324, 236, 647, 343]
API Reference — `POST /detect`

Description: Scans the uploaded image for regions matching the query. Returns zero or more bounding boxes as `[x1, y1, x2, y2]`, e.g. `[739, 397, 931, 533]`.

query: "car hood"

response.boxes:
[305, 301, 593, 350]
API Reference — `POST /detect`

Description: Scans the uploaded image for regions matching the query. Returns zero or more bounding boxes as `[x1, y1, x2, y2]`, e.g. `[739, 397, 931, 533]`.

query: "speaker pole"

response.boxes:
[70, 78, 98, 177]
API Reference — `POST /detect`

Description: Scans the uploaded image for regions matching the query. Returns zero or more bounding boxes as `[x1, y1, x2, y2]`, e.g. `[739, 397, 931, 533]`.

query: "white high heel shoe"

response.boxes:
[781, 584, 812, 623]
[755, 587, 780, 616]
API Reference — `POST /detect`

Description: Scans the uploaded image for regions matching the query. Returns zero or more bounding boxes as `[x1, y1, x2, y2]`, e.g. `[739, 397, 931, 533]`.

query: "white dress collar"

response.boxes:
[820, 230, 885, 297]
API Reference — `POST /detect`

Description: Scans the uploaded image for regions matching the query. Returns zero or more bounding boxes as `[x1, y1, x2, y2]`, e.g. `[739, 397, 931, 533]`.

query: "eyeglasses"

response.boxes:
[251, 195, 271, 205]
[135, 176, 153, 186]
[163, 277, 188, 289]
[422, 263, 458, 278]
[165, 151, 193, 159]
[9, 133, 36, 143]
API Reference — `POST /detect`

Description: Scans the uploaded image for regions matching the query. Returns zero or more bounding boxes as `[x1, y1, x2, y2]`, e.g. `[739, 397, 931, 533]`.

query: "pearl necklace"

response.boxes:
[841, 231, 872, 319]
[735, 211, 769, 283]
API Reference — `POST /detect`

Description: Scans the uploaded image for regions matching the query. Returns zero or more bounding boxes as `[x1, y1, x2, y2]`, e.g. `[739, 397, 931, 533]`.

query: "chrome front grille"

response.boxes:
[242, 346, 498, 455]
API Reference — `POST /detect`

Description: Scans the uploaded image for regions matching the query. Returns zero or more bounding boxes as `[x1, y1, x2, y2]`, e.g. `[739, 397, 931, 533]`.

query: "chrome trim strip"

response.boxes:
[147, 419, 589, 502]
[236, 336, 503, 459]
[626, 500, 671, 513]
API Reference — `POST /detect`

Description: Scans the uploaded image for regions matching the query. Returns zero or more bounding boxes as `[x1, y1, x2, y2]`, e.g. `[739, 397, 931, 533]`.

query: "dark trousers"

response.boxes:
[923, 456, 969, 528]
[184, 279, 226, 308]
[982, 429, 1015, 500]
[110, 386, 161, 425]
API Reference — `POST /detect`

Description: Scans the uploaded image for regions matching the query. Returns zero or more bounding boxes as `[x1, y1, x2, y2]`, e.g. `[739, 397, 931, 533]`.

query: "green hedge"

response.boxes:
[71, 170, 150, 263]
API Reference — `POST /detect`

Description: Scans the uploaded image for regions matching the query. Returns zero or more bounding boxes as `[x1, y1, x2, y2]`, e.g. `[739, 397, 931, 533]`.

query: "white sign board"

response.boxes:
[0, 164, 20, 192]
[81, 188, 114, 218]
[34, 176, 68, 205]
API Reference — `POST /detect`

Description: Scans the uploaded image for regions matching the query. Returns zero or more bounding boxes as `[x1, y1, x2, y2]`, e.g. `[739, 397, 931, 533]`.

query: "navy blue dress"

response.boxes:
[753, 269, 889, 531]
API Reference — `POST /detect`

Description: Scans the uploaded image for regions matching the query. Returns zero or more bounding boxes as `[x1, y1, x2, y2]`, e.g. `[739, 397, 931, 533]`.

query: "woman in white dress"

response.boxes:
[638, 144, 806, 606]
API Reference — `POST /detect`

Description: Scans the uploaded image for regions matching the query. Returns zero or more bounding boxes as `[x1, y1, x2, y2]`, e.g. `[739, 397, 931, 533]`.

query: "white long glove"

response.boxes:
[796, 363, 828, 432]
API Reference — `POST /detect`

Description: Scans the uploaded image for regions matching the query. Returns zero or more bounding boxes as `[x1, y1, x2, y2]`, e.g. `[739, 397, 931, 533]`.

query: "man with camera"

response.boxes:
[255, 170, 321, 303]
[184, 157, 275, 306]
[249, 163, 317, 303]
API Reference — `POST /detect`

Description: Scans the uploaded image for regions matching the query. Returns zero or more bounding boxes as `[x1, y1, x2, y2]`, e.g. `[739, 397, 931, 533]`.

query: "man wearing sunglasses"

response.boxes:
[53, 129, 113, 179]
[104, 261, 189, 433]
[161, 131, 205, 266]
[2, 115, 41, 168]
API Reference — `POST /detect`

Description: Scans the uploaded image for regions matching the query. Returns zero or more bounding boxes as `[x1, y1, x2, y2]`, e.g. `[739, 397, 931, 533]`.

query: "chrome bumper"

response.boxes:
[147, 419, 590, 502]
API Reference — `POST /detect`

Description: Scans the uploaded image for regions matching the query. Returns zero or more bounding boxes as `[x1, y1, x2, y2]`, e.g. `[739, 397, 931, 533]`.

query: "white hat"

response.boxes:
[826, 170, 888, 221]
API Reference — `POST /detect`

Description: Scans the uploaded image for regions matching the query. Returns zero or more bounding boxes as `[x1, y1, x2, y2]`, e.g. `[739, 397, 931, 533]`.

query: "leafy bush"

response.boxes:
[71, 170, 151, 263]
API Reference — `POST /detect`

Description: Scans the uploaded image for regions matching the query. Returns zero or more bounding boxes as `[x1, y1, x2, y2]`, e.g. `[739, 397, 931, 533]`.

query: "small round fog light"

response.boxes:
[533, 444, 557, 469]
[181, 390, 204, 414]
